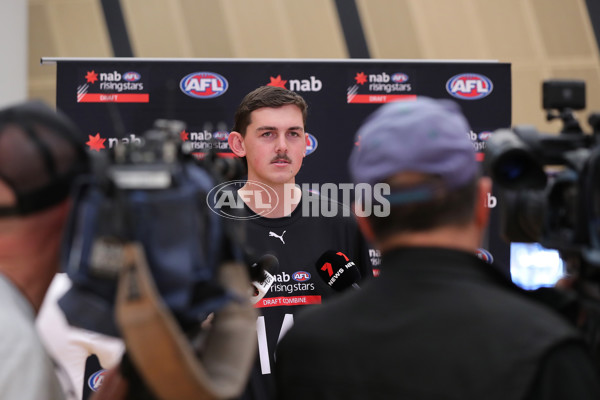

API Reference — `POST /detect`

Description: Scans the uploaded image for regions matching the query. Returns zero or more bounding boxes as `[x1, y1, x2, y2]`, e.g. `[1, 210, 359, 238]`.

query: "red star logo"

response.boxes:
[86, 133, 106, 151]
[267, 75, 287, 88]
[85, 71, 98, 84]
[180, 130, 189, 141]
[354, 72, 367, 85]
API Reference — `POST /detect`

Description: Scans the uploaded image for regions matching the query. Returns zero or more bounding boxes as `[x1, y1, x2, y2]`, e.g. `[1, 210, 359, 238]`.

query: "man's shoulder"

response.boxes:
[285, 288, 362, 336]
[0, 276, 35, 331]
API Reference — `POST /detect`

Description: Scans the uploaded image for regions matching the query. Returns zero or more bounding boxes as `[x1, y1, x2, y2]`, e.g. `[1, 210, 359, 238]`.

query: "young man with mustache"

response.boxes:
[227, 86, 374, 399]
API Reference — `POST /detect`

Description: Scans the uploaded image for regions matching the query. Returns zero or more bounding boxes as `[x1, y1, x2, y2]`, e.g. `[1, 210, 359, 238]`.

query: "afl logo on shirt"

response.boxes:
[293, 271, 311, 282]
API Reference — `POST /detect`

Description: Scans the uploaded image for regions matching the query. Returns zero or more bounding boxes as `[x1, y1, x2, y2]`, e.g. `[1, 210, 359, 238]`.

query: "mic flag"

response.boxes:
[315, 250, 361, 292]
[249, 254, 279, 304]
[248, 254, 279, 281]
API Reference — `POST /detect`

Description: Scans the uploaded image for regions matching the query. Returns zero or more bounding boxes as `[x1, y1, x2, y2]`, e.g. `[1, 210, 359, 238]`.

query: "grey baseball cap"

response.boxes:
[349, 97, 478, 188]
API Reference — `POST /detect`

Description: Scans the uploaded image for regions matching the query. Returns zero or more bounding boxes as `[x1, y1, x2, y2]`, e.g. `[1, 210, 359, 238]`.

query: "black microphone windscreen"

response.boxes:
[258, 254, 279, 274]
[248, 253, 279, 281]
[315, 250, 361, 292]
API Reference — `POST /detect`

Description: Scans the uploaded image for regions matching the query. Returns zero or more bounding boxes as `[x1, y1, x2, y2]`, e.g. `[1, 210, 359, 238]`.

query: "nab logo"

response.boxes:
[293, 271, 311, 282]
[305, 133, 318, 155]
[180, 72, 228, 99]
[267, 75, 323, 92]
[446, 73, 493, 100]
[123, 71, 141, 82]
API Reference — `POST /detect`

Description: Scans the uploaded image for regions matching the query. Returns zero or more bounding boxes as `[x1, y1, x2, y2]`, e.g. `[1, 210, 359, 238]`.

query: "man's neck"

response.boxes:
[0, 254, 57, 314]
[239, 181, 302, 218]
[377, 224, 481, 255]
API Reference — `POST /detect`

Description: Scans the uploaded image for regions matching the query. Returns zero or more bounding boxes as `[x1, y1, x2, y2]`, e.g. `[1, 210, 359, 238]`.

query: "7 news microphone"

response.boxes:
[248, 254, 279, 304]
[315, 250, 362, 292]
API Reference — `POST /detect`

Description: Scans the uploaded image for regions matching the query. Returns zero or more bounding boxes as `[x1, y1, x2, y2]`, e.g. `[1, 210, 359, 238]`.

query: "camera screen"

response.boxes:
[510, 242, 565, 290]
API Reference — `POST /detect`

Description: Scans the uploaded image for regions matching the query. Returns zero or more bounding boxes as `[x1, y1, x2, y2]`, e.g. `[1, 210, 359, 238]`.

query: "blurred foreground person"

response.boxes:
[0, 101, 89, 399]
[275, 98, 600, 399]
[36, 272, 125, 399]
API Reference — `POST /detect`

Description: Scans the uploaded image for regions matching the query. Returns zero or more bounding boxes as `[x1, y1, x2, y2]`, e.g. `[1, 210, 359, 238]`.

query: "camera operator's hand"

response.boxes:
[555, 275, 575, 290]
[554, 275, 593, 327]
[89, 366, 128, 400]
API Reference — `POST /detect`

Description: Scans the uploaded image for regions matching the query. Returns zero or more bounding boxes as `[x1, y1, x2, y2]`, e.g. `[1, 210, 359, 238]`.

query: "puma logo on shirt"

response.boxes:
[269, 230, 287, 244]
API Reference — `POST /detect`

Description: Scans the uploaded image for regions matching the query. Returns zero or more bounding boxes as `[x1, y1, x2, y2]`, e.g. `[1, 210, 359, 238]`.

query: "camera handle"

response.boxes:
[115, 243, 258, 400]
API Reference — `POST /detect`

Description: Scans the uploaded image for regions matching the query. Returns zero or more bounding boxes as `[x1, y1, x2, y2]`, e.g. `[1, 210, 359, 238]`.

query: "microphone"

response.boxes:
[315, 250, 361, 292]
[248, 254, 279, 304]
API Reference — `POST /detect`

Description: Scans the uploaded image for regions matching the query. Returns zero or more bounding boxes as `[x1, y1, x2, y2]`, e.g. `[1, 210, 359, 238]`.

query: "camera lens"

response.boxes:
[497, 157, 526, 181]
[485, 129, 547, 190]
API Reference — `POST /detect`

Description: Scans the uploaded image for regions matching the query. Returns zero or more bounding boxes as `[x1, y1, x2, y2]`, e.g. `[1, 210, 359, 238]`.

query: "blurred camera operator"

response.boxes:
[0, 100, 89, 399]
[0, 100, 131, 400]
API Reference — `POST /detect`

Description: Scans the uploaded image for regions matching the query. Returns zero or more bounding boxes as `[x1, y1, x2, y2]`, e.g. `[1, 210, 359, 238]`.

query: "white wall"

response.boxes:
[0, 0, 27, 108]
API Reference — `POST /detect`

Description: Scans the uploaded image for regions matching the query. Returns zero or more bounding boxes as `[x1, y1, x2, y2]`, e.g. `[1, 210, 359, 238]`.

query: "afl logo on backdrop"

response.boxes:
[478, 131, 492, 141]
[391, 73, 409, 83]
[446, 73, 493, 100]
[88, 369, 107, 392]
[305, 133, 318, 155]
[122, 71, 141, 82]
[180, 72, 228, 99]
[476, 248, 494, 264]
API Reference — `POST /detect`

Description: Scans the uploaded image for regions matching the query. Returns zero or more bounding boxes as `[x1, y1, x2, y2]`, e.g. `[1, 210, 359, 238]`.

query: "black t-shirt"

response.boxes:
[238, 189, 374, 399]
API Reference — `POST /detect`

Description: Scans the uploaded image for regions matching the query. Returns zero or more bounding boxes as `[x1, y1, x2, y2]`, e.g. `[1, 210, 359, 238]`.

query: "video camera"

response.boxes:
[59, 119, 256, 399]
[484, 79, 600, 285]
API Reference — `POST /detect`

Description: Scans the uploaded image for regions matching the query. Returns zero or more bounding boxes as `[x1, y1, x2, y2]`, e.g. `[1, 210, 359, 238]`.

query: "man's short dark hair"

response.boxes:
[369, 175, 478, 241]
[232, 86, 308, 136]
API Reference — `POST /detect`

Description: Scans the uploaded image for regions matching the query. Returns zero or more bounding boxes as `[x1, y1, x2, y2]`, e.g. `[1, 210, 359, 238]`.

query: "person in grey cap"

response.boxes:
[274, 97, 600, 399]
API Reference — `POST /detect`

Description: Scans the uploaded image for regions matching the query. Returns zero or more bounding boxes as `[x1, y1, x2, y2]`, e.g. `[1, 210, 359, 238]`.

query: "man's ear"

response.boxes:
[354, 205, 376, 244]
[302, 133, 307, 157]
[475, 176, 492, 232]
[228, 131, 246, 157]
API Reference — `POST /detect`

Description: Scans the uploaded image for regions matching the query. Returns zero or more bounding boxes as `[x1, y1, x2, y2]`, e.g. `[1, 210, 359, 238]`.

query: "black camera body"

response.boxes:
[59, 119, 245, 336]
[484, 80, 600, 281]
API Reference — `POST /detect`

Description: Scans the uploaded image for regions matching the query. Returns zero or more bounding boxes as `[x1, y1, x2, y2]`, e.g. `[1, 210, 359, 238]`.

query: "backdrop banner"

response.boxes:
[52, 58, 511, 271]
